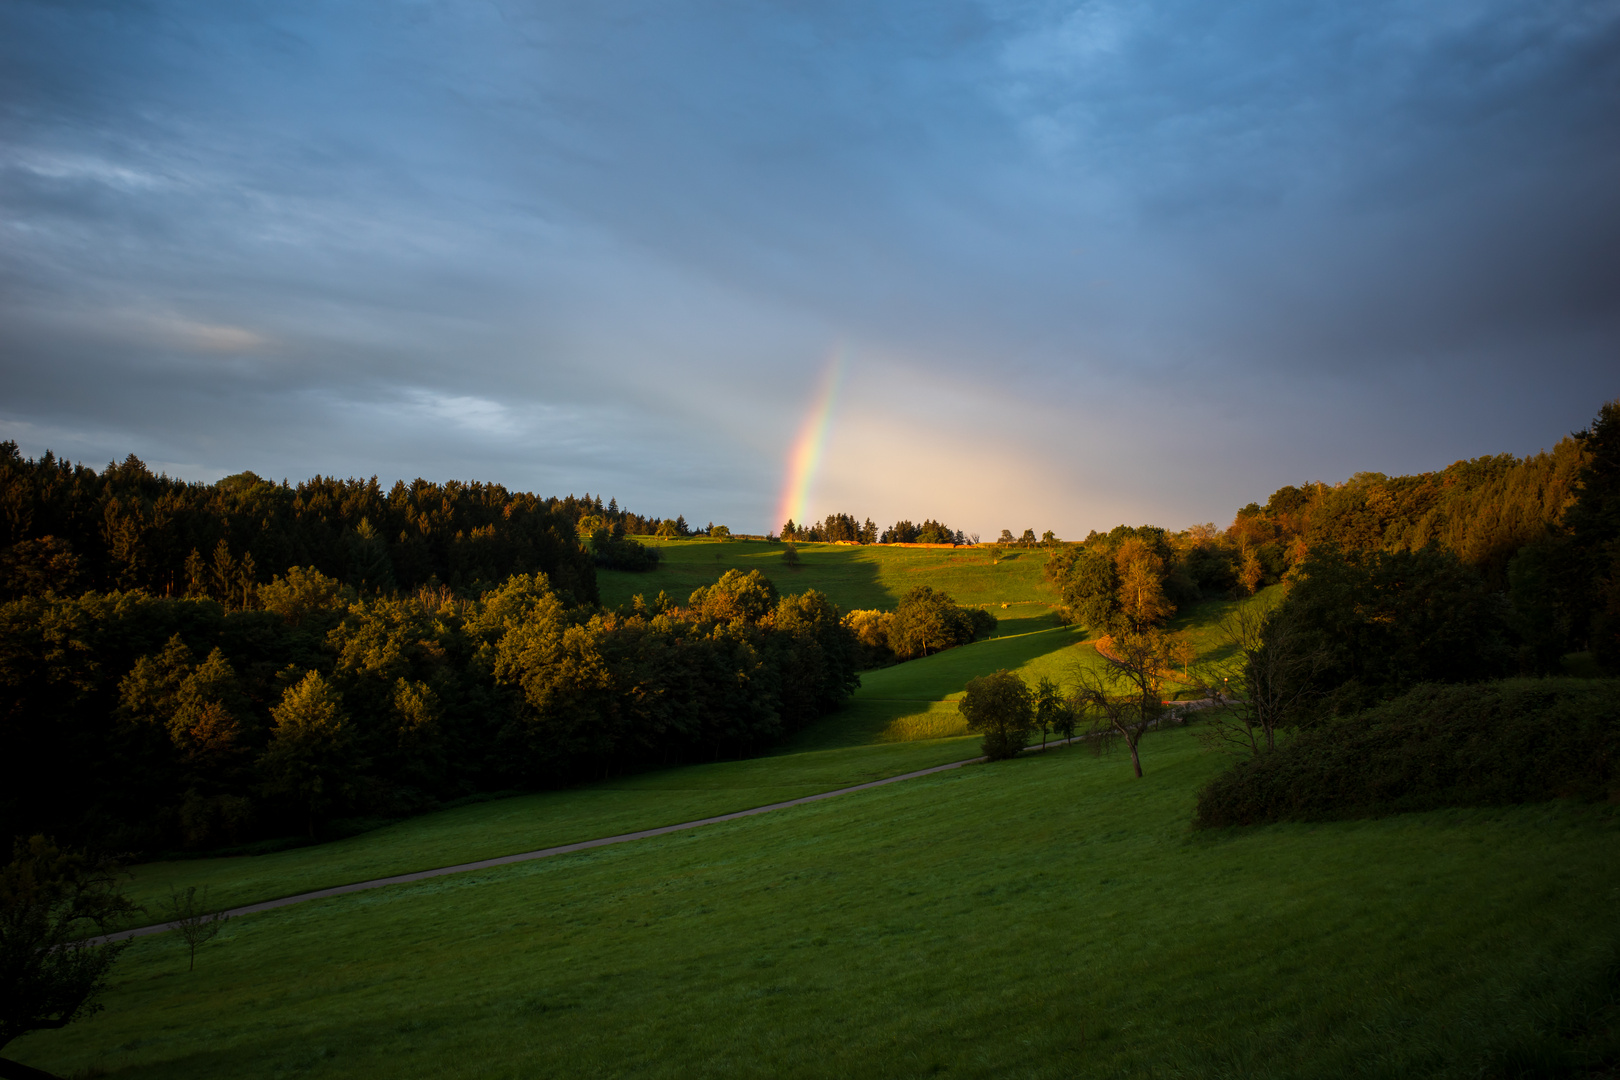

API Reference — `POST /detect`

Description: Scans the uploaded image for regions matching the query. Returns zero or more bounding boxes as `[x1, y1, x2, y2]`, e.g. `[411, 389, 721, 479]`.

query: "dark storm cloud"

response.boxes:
[1, 0, 1615, 532]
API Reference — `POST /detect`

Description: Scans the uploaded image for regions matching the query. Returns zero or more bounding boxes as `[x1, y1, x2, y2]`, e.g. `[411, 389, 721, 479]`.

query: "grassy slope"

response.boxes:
[596, 538, 1058, 612]
[804, 591, 1272, 749]
[110, 738, 983, 923]
[111, 590, 1266, 919]
[16, 725, 1617, 1079]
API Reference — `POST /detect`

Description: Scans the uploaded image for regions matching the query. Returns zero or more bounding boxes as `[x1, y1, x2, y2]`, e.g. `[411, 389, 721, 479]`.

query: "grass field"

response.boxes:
[14, 725, 1617, 1079]
[19, 583, 1604, 1078]
[597, 538, 1060, 613]
[798, 592, 1269, 749]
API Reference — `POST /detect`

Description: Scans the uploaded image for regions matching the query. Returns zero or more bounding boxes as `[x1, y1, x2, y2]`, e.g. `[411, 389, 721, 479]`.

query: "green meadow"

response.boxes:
[13, 726, 1617, 1079]
[12, 567, 1615, 1078]
[106, 575, 1169, 922]
[597, 537, 1059, 613]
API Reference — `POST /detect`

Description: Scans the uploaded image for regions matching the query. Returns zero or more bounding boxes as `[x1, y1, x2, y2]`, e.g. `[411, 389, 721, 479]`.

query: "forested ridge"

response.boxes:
[1043, 425, 1604, 666]
[0, 442, 725, 604]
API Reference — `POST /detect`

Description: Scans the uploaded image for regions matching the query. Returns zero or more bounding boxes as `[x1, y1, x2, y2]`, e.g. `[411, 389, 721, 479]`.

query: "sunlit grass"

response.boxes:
[597, 538, 1060, 612]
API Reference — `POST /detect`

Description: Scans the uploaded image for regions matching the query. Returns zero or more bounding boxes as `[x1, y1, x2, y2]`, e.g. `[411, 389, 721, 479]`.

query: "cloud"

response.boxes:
[0, 0, 1614, 533]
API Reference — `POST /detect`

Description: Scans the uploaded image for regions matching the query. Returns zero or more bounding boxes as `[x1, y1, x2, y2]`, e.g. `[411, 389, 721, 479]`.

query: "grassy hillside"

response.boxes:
[597, 538, 1059, 612]
[15, 725, 1617, 1079]
[108, 593, 1261, 921]
[108, 737, 983, 923]
[798, 593, 1265, 749]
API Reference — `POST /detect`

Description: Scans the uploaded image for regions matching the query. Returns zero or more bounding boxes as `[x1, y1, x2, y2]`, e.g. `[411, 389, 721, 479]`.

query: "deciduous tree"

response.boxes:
[162, 885, 229, 973]
[258, 671, 359, 836]
[1197, 599, 1326, 757]
[958, 670, 1034, 760]
[1, 837, 135, 1059]
[1034, 676, 1072, 748]
[1075, 628, 1187, 777]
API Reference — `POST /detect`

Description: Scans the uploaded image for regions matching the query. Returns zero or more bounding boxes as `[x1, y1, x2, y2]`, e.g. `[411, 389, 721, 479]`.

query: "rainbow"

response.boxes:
[773, 348, 845, 534]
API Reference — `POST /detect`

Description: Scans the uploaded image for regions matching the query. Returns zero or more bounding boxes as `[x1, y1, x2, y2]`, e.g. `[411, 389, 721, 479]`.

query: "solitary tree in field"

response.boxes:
[1074, 628, 1187, 777]
[1, 837, 135, 1062]
[163, 886, 229, 972]
[958, 670, 1035, 760]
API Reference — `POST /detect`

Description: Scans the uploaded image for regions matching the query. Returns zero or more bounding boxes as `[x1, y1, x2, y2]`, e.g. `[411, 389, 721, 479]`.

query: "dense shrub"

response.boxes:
[842, 587, 996, 668]
[1193, 680, 1620, 827]
[958, 670, 1034, 761]
[589, 530, 661, 572]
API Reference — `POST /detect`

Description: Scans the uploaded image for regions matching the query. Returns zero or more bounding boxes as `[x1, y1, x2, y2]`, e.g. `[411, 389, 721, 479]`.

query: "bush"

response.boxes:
[1193, 679, 1620, 827]
[590, 530, 661, 572]
[842, 593, 995, 668]
[958, 670, 1034, 761]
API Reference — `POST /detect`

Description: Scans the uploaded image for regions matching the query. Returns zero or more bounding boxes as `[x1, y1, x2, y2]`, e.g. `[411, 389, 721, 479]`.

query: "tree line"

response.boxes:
[779, 514, 973, 545]
[1191, 400, 1620, 824]
[1044, 416, 1603, 662]
[0, 566, 859, 853]
[1013, 400, 1620, 783]
[0, 445, 709, 604]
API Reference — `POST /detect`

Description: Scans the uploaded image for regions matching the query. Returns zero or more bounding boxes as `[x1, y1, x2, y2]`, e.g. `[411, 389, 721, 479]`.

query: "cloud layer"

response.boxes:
[2, 0, 1616, 535]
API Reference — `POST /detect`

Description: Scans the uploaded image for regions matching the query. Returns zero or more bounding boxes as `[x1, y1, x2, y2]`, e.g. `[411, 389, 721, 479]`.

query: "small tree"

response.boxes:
[163, 886, 229, 972]
[958, 670, 1035, 761]
[1, 837, 136, 1057]
[1238, 548, 1264, 595]
[1034, 676, 1074, 748]
[1074, 628, 1187, 777]
[782, 543, 800, 568]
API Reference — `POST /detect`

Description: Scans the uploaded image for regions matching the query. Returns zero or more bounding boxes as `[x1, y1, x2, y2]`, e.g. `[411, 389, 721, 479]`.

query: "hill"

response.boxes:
[597, 537, 1060, 613]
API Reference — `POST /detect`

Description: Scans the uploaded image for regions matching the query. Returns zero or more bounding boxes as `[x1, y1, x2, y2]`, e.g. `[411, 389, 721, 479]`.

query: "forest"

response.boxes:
[1041, 420, 1610, 676]
[0, 566, 871, 852]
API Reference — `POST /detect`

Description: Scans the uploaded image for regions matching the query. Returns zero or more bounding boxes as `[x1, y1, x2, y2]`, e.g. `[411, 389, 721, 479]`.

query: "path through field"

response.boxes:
[101, 754, 998, 943]
[102, 705, 1225, 947]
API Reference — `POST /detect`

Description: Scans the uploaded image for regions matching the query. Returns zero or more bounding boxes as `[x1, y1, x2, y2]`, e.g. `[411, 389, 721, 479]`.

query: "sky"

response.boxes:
[2, 0, 1616, 538]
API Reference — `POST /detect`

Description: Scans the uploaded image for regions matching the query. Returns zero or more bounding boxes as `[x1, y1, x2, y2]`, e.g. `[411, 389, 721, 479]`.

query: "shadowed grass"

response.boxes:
[110, 737, 984, 924]
[16, 725, 1618, 1079]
